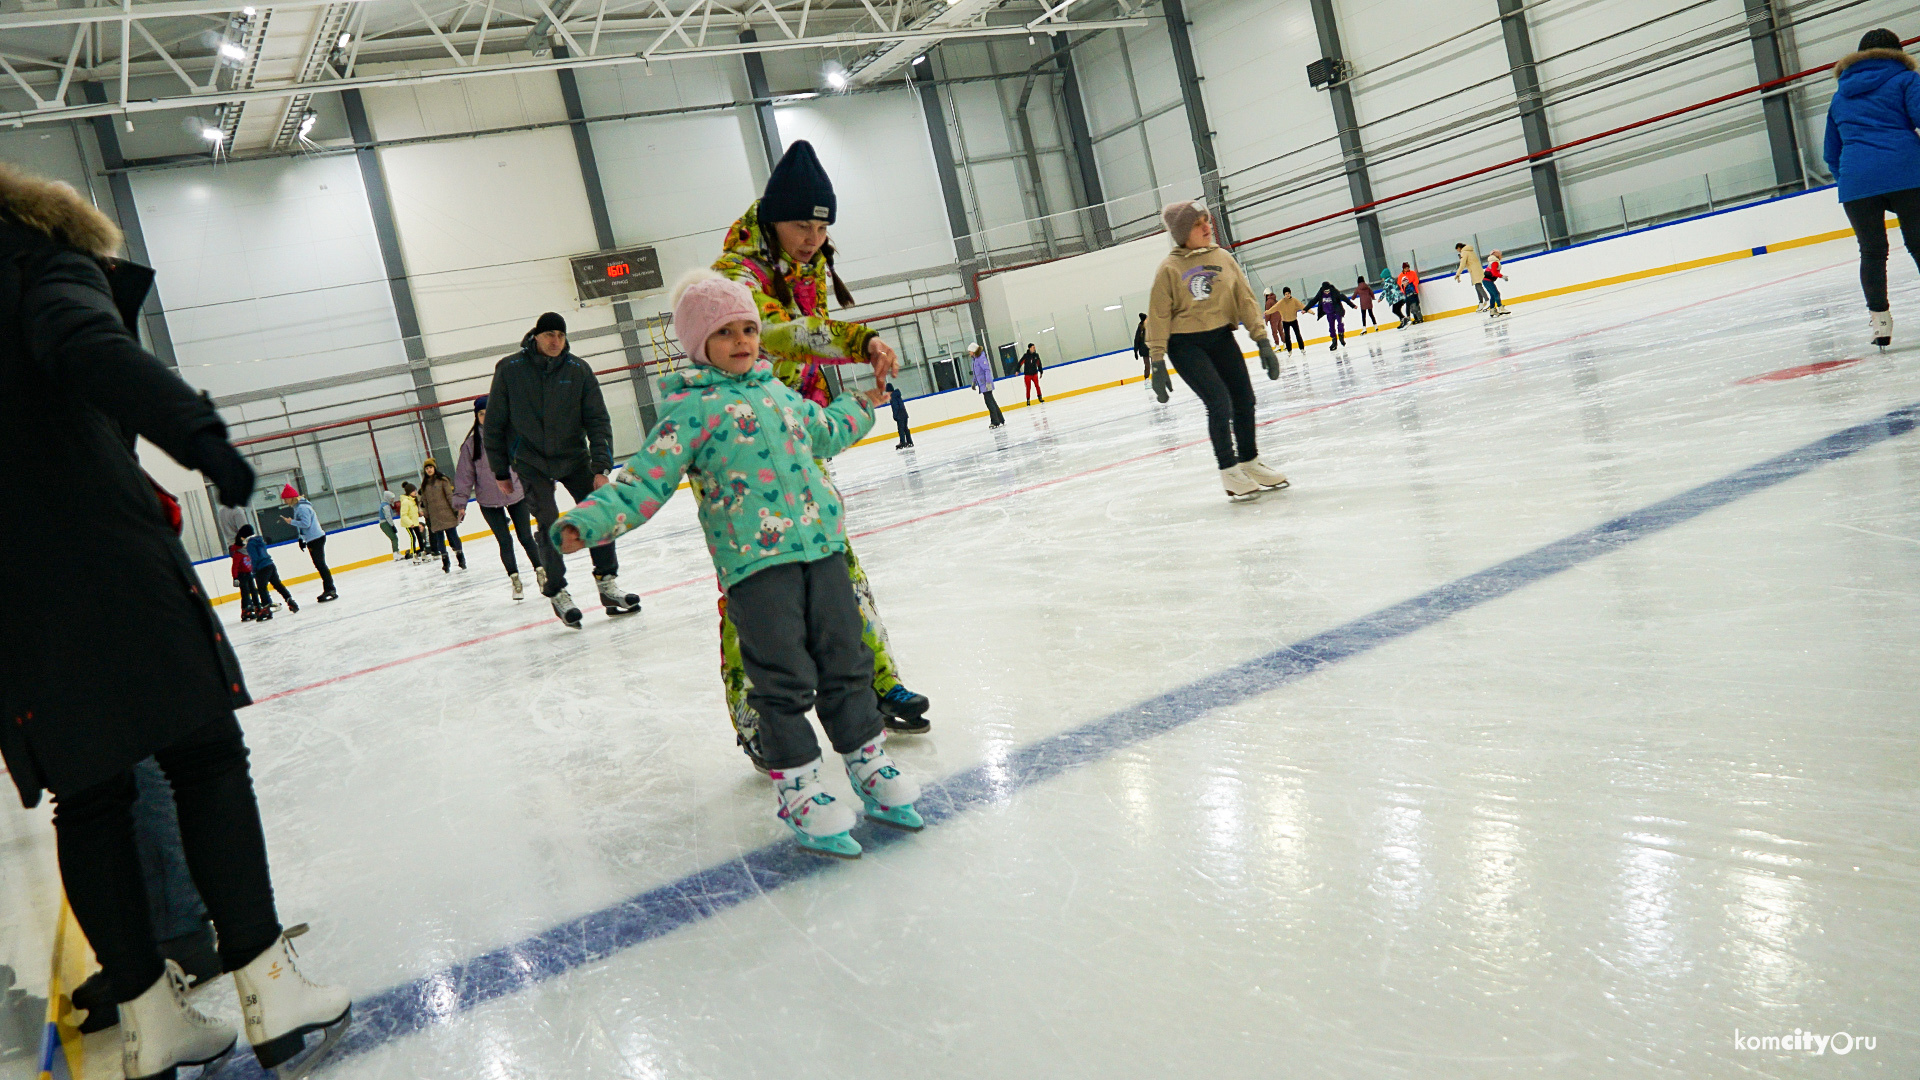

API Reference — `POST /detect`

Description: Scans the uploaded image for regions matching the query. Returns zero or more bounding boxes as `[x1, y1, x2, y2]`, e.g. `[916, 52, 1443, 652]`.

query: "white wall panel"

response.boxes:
[132, 154, 406, 398]
[774, 92, 956, 280]
[579, 57, 762, 318]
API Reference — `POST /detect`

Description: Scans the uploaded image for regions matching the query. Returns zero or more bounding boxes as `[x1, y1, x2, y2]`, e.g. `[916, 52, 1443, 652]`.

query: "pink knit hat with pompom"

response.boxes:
[671, 269, 761, 362]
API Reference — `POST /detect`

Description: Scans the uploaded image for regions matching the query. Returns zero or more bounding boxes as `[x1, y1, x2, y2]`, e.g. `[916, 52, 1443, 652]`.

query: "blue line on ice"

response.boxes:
[226, 401, 1919, 1077]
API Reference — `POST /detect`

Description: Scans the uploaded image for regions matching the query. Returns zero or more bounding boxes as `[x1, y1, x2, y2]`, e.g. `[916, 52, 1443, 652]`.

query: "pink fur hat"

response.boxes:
[670, 269, 761, 361]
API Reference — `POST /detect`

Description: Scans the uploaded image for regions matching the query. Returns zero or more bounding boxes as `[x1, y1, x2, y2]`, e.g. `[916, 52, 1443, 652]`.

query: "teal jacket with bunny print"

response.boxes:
[552, 359, 875, 588]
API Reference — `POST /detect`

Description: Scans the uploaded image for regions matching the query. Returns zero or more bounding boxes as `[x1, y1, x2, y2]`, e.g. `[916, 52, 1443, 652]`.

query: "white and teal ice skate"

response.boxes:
[843, 738, 924, 831]
[771, 759, 861, 858]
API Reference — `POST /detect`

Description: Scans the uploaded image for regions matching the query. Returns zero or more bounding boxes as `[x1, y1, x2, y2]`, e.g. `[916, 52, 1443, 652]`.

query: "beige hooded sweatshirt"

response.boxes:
[1145, 245, 1267, 363]
[1455, 243, 1483, 283]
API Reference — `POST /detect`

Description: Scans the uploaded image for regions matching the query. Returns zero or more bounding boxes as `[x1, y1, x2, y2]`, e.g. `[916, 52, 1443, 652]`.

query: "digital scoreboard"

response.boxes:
[571, 246, 663, 302]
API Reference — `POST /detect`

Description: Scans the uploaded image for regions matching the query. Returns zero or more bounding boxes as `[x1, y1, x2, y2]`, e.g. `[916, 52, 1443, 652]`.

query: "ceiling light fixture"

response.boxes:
[218, 40, 246, 60]
[912, 54, 926, 65]
[826, 70, 849, 90]
[201, 127, 225, 143]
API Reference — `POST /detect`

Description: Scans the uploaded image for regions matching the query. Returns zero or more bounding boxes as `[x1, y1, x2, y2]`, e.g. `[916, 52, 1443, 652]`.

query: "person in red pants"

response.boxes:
[1018, 343, 1045, 403]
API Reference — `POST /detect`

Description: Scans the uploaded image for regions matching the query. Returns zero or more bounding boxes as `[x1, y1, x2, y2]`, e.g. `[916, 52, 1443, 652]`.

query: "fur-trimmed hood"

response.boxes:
[1835, 47, 1916, 78]
[0, 163, 121, 258]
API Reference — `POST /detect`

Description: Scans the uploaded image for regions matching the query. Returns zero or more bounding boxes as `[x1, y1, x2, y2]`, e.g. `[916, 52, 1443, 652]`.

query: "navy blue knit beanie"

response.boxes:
[760, 141, 836, 225]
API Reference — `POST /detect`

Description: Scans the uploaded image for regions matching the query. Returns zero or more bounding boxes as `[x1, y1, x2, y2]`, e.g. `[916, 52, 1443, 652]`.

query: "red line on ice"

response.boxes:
[255, 257, 1851, 702]
[1736, 358, 1863, 384]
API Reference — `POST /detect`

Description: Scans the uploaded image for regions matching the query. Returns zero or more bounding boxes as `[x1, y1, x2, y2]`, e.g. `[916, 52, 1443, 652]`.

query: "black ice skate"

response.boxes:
[550, 588, 583, 628]
[879, 685, 932, 734]
[595, 574, 641, 616]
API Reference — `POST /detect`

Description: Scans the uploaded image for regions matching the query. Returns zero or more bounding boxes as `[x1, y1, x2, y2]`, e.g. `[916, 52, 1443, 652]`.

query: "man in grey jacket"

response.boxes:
[483, 312, 639, 627]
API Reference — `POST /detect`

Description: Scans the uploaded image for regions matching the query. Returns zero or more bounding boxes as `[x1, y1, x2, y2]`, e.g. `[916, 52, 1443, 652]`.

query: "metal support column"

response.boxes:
[1308, 0, 1386, 273]
[1051, 32, 1111, 249]
[1498, 0, 1569, 247]
[556, 45, 658, 431]
[1743, 0, 1805, 191]
[917, 73, 990, 348]
[341, 88, 450, 463]
[739, 29, 785, 172]
[80, 82, 176, 367]
[1160, 0, 1231, 245]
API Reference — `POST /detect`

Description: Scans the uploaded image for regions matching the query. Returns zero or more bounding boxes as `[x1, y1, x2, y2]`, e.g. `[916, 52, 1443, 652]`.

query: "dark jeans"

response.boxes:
[1844, 186, 1920, 311]
[893, 416, 913, 446]
[1484, 280, 1504, 309]
[429, 527, 464, 568]
[254, 565, 291, 604]
[52, 713, 281, 1004]
[726, 553, 886, 771]
[981, 391, 1004, 426]
[306, 536, 334, 594]
[1277, 320, 1305, 351]
[520, 464, 616, 596]
[1167, 324, 1259, 471]
[480, 501, 540, 575]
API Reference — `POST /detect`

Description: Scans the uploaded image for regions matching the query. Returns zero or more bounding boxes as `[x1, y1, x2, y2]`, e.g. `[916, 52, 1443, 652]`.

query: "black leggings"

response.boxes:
[1358, 306, 1377, 327]
[253, 565, 291, 604]
[306, 536, 334, 594]
[1844, 186, 1920, 312]
[1166, 325, 1259, 470]
[236, 571, 262, 612]
[1276, 320, 1305, 351]
[52, 713, 281, 1003]
[480, 501, 540, 575]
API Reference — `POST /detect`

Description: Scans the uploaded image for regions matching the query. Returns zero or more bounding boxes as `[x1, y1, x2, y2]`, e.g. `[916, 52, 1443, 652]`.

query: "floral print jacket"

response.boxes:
[713, 200, 877, 407]
[552, 359, 875, 589]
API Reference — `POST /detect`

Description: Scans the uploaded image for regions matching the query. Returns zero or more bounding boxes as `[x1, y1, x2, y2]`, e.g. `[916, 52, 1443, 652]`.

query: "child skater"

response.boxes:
[1352, 276, 1377, 332]
[1379, 269, 1407, 328]
[554, 270, 922, 859]
[399, 481, 425, 562]
[229, 529, 260, 621]
[1305, 281, 1355, 350]
[1483, 250, 1511, 316]
[240, 524, 296, 617]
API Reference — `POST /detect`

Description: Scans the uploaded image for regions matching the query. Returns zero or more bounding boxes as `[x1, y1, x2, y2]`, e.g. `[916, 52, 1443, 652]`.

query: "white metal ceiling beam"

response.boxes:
[0, 13, 1147, 126]
[0, 0, 385, 32]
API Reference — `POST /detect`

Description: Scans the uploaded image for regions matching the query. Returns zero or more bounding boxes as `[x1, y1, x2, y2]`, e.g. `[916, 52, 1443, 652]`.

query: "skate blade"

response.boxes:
[258, 1009, 351, 1080]
[1257, 479, 1291, 491]
[862, 799, 924, 832]
[1226, 491, 1261, 502]
[793, 830, 862, 859]
[604, 604, 641, 616]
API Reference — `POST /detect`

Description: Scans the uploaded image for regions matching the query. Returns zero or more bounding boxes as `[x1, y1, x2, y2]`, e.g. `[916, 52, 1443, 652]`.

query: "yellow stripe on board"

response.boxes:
[41, 896, 90, 1079]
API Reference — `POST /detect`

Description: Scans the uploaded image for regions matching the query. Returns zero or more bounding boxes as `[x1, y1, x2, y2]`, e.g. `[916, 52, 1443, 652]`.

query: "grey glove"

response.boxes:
[1150, 359, 1171, 403]
[1257, 338, 1280, 380]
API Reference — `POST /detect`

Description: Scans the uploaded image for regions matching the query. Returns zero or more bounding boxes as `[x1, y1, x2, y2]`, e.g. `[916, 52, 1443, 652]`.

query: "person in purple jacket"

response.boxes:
[1824, 28, 1920, 350]
[454, 394, 542, 601]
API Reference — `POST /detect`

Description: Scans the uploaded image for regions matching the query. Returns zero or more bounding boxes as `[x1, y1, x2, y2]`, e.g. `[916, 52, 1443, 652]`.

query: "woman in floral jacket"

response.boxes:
[709, 141, 932, 770]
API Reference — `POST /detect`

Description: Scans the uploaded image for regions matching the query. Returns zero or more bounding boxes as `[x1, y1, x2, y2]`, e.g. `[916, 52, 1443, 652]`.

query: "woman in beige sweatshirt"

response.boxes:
[1146, 201, 1289, 499]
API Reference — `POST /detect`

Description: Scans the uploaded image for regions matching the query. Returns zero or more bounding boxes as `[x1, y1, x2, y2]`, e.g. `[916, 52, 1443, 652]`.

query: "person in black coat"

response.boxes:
[888, 382, 913, 449]
[483, 311, 637, 626]
[0, 163, 347, 1075]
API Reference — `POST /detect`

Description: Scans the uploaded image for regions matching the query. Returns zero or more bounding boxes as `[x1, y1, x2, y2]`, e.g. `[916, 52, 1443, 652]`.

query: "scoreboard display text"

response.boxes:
[571, 246, 663, 302]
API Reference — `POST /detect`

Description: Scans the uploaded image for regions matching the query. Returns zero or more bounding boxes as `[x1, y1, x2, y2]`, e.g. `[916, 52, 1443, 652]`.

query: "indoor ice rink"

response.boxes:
[2, 0, 1917, 1077]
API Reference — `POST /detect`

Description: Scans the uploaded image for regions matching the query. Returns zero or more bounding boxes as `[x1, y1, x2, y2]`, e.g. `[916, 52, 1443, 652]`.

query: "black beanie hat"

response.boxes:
[238, 523, 254, 540]
[533, 312, 567, 336]
[1859, 28, 1901, 51]
[760, 141, 836, 225]
[473, 394, 488, 413]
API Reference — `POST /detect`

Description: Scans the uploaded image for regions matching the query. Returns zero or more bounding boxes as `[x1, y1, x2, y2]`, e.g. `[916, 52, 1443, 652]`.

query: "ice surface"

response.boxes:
[11, 241, 1920, 1079]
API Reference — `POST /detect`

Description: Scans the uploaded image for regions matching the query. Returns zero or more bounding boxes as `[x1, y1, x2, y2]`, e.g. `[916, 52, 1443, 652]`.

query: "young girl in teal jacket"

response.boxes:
[554, 270, 922, 858]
